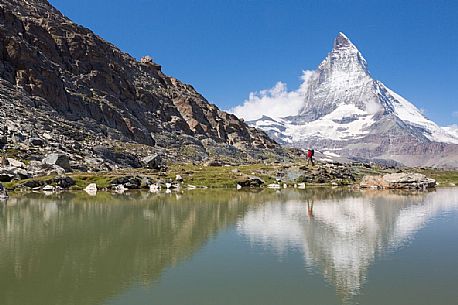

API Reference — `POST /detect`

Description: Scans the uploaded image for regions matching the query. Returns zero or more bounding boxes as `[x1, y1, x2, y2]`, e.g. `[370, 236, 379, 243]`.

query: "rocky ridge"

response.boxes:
[0, 0, 283, 176]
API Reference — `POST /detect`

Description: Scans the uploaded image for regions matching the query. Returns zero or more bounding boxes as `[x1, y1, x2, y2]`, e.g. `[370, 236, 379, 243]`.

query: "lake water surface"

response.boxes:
[1, 188, 458, 305]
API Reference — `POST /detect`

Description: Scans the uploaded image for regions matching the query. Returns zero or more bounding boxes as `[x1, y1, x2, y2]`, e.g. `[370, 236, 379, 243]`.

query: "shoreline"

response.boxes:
[2, 162, 457, 194]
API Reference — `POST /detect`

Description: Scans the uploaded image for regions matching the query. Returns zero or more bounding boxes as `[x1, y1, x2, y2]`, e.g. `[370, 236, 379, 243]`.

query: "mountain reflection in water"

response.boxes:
[237, 188, 458, 300]
[0, 188, 457, 305]
[0, 191, 255, 305]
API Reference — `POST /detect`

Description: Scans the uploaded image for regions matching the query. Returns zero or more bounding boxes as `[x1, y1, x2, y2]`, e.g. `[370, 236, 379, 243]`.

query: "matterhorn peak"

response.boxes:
[319, 31, 368, 75]
[247, 32, 458, 167]
[333, 32, 356, 50]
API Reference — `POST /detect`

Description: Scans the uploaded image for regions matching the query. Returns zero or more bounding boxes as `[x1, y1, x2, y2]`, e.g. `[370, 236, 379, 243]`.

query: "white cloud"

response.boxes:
[229, 70, 314, 121]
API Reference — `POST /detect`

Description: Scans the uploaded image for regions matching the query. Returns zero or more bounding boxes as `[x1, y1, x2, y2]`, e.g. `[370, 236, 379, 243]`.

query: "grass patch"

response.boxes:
[416, 169, 458, 187]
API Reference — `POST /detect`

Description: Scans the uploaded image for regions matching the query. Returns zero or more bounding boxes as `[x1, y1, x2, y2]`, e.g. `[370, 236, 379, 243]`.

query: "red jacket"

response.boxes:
[307, 150, 312, 158]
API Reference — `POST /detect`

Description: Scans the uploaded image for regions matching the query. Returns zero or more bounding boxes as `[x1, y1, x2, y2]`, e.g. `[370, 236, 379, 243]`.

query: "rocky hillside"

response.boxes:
[248, 33, 458, 168]
[0, 0, 282, 172]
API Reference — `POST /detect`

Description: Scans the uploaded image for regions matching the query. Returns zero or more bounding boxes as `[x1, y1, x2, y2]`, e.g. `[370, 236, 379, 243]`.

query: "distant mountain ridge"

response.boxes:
[248, 33, 458, 167]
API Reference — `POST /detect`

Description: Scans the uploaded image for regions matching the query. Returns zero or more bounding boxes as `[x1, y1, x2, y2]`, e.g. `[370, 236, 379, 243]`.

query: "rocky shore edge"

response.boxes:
[1, 156, 456, 198]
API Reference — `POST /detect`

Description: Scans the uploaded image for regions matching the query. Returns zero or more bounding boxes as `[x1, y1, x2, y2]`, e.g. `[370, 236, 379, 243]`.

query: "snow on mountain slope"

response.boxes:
[378, 84, 458, 144]
[443, 125, 458, 139]
[246, 32, 458, 150]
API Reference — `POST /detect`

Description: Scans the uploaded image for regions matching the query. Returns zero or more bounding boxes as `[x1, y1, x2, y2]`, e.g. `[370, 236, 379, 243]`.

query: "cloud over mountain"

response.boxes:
[229, 70, 313, 121]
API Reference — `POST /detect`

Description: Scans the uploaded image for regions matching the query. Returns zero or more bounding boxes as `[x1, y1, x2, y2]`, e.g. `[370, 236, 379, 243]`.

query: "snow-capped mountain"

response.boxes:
[247, 33, 458, 167]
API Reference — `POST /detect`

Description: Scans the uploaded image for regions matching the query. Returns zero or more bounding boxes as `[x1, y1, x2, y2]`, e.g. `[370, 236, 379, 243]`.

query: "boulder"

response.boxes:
[46, 165, 66, 176]
[13, 168, 30, 179]
[237, 175, 265, 188]
[110, 176, 142, 189]
[21, 179, 46, 189]
[142, 154, 167, 170]
[296, 163, 355, 185]
[42, 154, 71, 172]
[205, 160, 224, 167]
[6, 158, 25, 168]
[0, 171, 14, 182]
[360, 173, 436, 190]
[53, 176, 76, 188]
[0, 136, 6, 149]
[140, 176, 153, 189]
[93, 147, 142, 168]
[29, 138, 45, 146]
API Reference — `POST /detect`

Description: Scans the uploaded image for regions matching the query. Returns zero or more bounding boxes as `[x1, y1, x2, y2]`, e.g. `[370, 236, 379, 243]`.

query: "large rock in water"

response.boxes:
[42, 154, 71, 172]
[360, 173, 436, 190]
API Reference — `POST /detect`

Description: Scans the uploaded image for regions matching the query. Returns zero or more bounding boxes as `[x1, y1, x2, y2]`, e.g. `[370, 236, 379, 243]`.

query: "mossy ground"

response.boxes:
[3, 162, 458, 190]
[416, 169, 458, 186]
[165, 163, 280, 188]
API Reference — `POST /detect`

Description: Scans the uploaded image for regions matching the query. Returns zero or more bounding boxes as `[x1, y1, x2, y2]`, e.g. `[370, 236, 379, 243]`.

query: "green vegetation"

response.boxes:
[3, 175, 54, 190]
[416, 169, 458, 186]
[166, 163, 279, 188]
[3, 162, 458, 191]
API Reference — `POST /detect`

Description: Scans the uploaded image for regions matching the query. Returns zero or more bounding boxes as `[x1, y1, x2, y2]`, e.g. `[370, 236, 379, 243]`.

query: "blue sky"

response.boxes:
[49, 0, 457, 125]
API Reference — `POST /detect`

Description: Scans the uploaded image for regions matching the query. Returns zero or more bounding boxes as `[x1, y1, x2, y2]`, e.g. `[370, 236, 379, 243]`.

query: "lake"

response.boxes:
[1, 188, 458, 305]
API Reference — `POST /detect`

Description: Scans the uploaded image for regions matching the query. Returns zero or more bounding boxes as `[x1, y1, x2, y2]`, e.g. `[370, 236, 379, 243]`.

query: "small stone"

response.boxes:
[42, 185, 55, 192]
[114, 184, 126, 193]
[85, 183, 97, 195]
[29, 138, 45, 146]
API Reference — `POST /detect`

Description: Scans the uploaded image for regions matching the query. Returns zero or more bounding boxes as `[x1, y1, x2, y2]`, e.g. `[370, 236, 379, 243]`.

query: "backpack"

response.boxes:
[307, 150, 312, 158]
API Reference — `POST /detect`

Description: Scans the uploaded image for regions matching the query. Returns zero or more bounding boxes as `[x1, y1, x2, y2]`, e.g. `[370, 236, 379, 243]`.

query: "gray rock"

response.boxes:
[0, 168, 15, 182]
[237, 175, 265, 188]
[53, 176, 76, 188]
[6, 158, 25, 168]
[140, 176, 153, 188]
[42, 154, 71, 172]
[93, 147, 142, 168]
[110, 176, 142, 189]
[0, 136, 6, 149]
[205, 160, 224, 167]
[46, 165, 66, 176]
[360, 172, 436, 190]
[142, 154, 167, 170]
[13, 168, 30, 179]
[21, 179, 46, 189]
[29, 138, 45, 146]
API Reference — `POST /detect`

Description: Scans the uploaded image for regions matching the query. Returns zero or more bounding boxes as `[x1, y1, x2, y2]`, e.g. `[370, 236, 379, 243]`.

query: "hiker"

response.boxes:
[307, 148, 315, 166]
